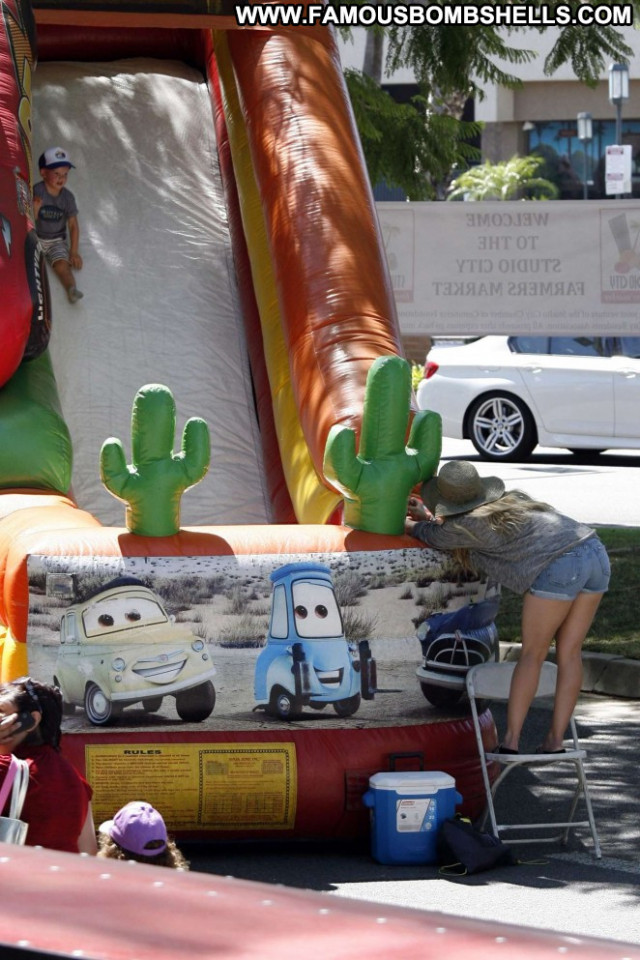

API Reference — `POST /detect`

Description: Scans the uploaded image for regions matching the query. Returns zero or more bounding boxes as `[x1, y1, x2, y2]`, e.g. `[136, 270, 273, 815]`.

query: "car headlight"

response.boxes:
[112, 657, 126, 671]
[191, 639, 204, 652]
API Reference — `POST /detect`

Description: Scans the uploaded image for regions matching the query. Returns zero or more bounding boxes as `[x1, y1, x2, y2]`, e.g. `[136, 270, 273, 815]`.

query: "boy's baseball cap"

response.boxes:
[99, 801, 168, 857]
[39, 147, 75, 170]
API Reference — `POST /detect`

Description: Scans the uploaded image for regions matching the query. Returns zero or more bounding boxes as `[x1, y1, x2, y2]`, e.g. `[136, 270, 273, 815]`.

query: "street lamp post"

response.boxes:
[609, 62, 629, 145]
[577, 112, 593, 200]
[608, 63, 630, 198]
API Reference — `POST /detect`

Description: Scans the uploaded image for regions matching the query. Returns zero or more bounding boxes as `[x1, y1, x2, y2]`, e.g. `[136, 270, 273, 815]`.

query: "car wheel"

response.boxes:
[53, 676, 75, 715]
[333, 694, 361, 717]
[468, 393, 537, 461]
[175, 681, 215, 722]
[419, 682, 463, 709]
[84, 683, 121, 726]
[267, 686, 303, 721]
[142, 697, 163, 713]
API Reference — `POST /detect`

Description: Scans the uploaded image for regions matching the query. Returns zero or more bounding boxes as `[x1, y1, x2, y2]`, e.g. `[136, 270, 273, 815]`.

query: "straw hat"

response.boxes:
[421, 461, 505, 518]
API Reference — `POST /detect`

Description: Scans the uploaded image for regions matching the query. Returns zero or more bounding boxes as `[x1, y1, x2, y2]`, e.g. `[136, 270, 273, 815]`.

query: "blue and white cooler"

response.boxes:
[363, 771, 462, 865]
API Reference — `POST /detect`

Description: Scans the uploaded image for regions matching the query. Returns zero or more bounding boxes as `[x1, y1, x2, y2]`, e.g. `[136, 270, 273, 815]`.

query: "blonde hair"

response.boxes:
[447, 490, 554, 573]
[97, 832, 190, 870]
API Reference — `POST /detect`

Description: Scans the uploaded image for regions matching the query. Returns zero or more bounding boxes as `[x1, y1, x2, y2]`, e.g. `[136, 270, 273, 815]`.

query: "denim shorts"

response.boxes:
[529, 536, 611, 601]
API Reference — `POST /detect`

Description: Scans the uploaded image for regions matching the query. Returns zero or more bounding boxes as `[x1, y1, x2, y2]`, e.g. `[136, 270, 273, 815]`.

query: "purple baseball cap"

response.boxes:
[99, 801, 168, 857]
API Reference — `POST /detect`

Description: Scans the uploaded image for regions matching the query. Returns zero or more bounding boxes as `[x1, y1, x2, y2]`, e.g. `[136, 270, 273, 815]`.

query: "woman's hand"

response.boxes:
[406, 497, 443, 530]
[407, 497, 433, 522]
[405, 498, 427, 535]
[0, 713, 21, 751]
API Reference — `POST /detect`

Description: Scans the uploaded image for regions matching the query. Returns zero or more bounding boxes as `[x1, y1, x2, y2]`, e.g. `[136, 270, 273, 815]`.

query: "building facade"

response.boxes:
[338, 26, 640, 200]
[477, 28, 640, 199]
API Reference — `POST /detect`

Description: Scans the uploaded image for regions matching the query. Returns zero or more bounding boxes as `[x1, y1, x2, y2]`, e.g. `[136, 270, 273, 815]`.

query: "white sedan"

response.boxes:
[415, 335, 640, 461]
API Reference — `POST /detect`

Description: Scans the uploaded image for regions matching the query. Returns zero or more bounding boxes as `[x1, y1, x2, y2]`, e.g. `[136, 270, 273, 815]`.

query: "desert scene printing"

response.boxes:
[27, 550, 499, 731]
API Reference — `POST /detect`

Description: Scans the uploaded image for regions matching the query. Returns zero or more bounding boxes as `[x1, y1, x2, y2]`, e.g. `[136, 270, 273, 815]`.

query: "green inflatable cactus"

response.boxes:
[100, 384, 211, 537]
[323, 355, 442, 535]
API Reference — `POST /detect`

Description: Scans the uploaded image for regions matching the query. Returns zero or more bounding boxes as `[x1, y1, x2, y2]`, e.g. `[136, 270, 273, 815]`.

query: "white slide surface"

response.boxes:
[33, 59, 271, 527]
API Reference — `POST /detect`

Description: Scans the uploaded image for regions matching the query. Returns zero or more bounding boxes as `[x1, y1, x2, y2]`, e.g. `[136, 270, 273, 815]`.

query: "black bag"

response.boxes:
[437, 815, 517, 876]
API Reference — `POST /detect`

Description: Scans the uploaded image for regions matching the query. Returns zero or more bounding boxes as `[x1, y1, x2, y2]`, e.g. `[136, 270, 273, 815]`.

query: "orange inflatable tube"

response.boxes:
[227, 25, 403, 485]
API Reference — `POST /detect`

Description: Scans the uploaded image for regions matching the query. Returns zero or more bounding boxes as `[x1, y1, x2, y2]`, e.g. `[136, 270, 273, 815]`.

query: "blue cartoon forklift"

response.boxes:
[254, 562, 376, 721]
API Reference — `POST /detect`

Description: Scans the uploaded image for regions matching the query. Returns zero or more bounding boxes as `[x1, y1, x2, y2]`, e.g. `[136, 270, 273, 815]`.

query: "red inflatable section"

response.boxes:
[4, 844, 634, 960]
[62, 719, 496, 841]
[0, 0, 34, 382]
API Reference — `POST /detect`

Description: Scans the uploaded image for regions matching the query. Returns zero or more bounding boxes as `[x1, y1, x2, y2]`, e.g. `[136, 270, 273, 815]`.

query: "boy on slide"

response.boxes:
[33, 146, 84, 304]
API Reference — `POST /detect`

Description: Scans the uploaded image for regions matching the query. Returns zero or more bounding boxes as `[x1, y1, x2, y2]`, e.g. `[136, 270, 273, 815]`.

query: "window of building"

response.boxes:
[526, 119, 640, 199]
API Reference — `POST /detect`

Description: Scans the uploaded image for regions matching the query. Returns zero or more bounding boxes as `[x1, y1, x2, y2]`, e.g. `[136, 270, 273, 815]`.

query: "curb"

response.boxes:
[499, 643, 640, 700]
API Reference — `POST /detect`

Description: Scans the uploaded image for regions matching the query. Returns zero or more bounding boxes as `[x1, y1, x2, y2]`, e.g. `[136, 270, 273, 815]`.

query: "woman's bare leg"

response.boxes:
[540, 591, 604, 752]
[501, 593, 572, 752]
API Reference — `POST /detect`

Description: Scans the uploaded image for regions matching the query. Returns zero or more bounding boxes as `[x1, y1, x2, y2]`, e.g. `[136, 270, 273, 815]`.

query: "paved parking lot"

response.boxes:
[440, 437, 640, 528]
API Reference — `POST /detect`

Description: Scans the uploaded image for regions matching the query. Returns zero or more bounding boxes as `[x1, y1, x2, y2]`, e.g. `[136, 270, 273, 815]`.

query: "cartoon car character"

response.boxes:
[415, 596, 500, 709]
[53, 577, 216, 726]
[254, 562, 376, 721]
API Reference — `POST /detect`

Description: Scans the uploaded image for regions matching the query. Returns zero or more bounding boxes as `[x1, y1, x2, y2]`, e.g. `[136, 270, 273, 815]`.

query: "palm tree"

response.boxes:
[447, 155, 559, 201]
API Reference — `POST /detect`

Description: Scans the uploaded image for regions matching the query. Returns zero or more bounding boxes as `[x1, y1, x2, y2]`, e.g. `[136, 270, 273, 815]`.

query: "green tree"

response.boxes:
[447, 155, 559, 201]
[345, 70, 481, 199]
[340, 2, 637, 198]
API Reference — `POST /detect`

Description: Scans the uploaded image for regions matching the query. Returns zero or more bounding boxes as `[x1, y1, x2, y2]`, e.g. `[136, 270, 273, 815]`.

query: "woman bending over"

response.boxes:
[406, 461, 610, 754]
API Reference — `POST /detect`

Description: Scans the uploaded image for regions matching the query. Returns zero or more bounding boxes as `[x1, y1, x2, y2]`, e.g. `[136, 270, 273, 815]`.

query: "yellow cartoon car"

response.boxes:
[53, 577, 216, 725]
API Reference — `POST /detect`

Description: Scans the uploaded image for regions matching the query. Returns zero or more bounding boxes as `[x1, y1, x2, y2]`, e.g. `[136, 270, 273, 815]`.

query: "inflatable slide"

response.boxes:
[0, 0, 497, 840]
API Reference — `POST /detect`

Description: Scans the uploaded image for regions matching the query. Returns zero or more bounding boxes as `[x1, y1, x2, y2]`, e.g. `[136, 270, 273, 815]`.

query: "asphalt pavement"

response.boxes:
[439, 437, 640, 529]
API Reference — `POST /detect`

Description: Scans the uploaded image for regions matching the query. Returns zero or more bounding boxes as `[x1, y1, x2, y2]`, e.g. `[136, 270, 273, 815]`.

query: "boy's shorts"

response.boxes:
[39, 236, 69, 266]
[529, 536, 611, 601]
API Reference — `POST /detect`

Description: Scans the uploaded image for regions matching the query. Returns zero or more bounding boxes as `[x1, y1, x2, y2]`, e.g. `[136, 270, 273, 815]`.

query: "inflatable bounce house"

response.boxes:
[0, 0, 498, 841]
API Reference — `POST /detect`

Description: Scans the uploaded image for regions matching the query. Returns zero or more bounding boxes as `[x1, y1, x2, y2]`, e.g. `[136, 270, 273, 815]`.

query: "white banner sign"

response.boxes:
[376, 200, 640, 336]
[605, 145, 632, 196]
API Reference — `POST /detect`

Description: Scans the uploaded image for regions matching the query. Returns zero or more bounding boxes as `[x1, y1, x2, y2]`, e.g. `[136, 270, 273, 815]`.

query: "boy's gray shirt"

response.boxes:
[34, 182, 78, 239]
[412, 508, 595, 594]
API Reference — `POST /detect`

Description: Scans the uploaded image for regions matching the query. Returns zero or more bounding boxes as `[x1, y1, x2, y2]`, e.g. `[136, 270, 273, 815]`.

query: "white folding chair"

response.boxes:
[466, 661, 601, 858]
